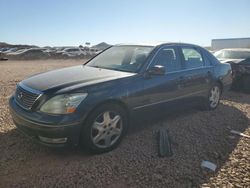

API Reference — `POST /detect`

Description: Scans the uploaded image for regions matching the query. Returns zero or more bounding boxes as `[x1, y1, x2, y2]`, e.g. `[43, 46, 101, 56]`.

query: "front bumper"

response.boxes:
[9, 96, 82, 147]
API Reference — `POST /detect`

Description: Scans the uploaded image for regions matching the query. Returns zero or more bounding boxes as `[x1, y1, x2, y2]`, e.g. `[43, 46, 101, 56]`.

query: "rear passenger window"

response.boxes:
[152, 48, 182, 72]
[182, 48, 204, 69]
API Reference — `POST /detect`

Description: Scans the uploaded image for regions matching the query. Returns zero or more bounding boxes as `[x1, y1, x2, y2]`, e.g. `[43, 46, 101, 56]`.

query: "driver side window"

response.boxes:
[152, 47, 181, 73]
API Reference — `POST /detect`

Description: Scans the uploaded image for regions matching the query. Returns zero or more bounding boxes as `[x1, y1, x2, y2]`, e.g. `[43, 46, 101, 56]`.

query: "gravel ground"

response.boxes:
[0, 60, 249, 188]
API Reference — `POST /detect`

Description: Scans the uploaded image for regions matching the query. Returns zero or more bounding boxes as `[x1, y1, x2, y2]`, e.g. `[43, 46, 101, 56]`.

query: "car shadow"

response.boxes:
[0, 101, 249, 187]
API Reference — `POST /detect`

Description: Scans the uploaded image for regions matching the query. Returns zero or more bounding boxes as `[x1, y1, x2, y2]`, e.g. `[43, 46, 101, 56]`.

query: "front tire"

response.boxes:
[81, 103, 128, 154]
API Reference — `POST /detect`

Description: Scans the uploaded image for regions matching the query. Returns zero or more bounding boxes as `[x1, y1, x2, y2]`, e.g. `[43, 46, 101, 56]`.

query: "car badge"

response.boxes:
[18, 92, 23, 100]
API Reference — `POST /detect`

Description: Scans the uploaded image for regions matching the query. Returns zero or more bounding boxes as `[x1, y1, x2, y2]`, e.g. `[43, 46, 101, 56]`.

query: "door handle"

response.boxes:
[207, 71, 212, 76]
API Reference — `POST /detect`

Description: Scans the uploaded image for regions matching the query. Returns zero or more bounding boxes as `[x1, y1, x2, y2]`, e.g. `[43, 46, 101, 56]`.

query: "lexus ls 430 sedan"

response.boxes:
[9, 43, 232, 153]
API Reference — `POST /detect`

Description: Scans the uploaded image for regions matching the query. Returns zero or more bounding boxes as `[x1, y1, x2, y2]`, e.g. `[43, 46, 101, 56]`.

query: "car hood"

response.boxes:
[21, 65, 135, 92]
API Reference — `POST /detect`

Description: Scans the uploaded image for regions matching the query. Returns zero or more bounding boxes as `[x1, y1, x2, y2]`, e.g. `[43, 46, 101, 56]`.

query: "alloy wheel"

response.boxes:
[209, 86, 220, 108]
[91, 111, 123, 148]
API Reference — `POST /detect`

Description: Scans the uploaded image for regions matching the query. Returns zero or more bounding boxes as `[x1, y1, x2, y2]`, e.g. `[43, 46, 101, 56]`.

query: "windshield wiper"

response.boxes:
[89, 65, 135, 73]
[90, 65, 108, 69]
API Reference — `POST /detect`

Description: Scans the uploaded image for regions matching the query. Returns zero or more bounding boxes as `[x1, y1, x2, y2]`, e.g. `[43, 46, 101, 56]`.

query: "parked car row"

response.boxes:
[0, 47, 101, 60]
[1, 43, 249, 93]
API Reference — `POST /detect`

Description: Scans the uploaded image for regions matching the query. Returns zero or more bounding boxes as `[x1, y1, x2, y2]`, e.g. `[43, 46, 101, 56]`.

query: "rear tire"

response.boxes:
[202, 83, 222, 110]
[80, 103, 128, 154]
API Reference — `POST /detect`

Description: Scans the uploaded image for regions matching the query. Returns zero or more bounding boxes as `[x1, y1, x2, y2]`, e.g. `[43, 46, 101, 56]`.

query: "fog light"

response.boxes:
[38, 136, 67, 144]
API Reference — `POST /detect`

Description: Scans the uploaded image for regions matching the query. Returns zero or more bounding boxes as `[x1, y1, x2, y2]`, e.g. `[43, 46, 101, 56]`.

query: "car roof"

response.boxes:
[115, 42, 201, 48]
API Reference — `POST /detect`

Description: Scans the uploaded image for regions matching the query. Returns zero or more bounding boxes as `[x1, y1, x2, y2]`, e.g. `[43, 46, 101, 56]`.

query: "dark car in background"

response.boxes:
[9, 42, 232, 153]
[214, 48, 250, 93]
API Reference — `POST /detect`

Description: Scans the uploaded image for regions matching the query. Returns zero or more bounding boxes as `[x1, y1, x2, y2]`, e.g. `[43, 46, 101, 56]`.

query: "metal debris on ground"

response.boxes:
[230, 130, 250, 139]
[201, 160, 217, 171]
[158, 128, 173, 157]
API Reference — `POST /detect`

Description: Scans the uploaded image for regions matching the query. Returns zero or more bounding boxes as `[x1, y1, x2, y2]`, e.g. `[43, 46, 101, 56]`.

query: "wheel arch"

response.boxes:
[92, 99, 130, 116]
[216, 79, 224, 93]
[82, 99, 130, 126]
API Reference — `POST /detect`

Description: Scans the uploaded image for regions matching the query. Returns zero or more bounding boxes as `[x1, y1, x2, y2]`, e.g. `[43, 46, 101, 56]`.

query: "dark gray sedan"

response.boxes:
[9, 42, 232, 153]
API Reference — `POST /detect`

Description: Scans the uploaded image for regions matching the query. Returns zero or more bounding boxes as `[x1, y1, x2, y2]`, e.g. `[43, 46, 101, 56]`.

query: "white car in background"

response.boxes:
[60, 48, 87, 57]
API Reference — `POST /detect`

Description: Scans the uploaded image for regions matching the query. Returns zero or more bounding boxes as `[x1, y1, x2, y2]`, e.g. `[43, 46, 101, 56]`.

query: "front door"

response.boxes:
[134, 45, 187, 110]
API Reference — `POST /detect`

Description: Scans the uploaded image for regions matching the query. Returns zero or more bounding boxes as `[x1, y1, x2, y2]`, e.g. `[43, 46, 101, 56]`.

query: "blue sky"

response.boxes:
[0, 0, 250, 47]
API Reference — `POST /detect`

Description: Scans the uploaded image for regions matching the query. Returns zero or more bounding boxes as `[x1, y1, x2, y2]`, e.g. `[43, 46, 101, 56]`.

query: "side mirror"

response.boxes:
[147, 65, 166, 76]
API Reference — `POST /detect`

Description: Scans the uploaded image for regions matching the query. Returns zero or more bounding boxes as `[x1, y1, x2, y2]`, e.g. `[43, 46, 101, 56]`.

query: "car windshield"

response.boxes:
[214, 50, 250, 59]
[86, 46, 153, 73]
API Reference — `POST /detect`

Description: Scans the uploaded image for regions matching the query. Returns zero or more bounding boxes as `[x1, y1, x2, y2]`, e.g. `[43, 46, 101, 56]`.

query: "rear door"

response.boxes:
[178, 46, 214, 97]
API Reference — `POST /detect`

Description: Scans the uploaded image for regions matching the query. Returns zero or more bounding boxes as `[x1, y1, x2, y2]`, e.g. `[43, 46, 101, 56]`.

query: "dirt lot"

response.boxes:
[0, 60, 249, 187]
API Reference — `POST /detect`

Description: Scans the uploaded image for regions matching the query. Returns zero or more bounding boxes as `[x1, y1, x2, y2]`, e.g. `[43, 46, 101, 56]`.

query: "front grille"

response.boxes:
[15, 84, 41, 109]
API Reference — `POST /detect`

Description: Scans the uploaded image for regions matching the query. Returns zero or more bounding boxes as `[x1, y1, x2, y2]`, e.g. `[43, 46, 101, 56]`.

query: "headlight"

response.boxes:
[40, 93, 88, 114]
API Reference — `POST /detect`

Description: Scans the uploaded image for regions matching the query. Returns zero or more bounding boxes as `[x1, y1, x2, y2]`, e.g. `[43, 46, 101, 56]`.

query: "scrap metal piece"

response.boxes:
[230, 130, 250, 139]
[158, 129, 173, 157]
[201, 160, 217, 171]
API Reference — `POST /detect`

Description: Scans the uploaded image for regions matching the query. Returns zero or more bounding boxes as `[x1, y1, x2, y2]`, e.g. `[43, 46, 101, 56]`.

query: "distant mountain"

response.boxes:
[92, 42, 111, 50]
[0, 42, 37, 49]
